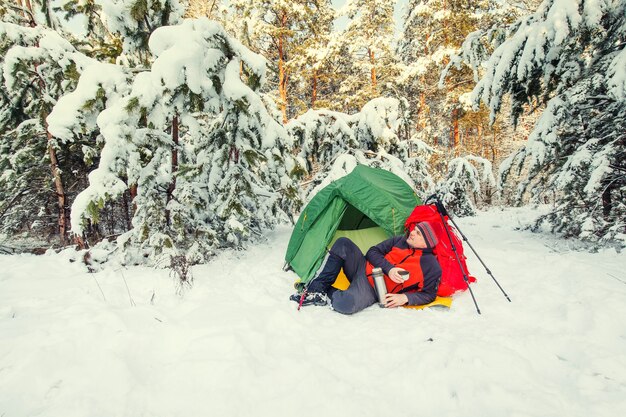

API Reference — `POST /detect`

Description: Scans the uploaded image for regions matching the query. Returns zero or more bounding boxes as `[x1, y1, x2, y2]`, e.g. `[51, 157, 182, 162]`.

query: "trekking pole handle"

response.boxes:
[425, 194, 449, 217]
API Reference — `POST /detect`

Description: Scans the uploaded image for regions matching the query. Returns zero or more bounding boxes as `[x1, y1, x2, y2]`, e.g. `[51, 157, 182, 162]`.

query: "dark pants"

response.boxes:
[307, 237, 378, 315]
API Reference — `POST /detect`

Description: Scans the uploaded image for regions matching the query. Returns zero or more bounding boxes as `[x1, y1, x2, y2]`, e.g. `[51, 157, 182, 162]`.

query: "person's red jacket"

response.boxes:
[365, 236, 442, 305]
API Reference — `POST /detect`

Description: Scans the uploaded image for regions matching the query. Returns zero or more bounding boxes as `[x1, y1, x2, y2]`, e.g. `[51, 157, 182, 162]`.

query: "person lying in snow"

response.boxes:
[290, 221, 442, 314]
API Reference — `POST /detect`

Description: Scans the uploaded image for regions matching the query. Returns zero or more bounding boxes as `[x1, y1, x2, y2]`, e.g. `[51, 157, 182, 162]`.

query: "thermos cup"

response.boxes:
[372, 267, 387, 307]
[398, 270, 409, 281]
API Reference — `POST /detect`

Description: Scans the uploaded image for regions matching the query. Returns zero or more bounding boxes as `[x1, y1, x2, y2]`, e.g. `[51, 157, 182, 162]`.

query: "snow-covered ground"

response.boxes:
[1, 207, 625, 417]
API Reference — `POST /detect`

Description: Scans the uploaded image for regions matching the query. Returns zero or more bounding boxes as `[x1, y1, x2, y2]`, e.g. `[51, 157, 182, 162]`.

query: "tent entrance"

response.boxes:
[337, 203, 377, 230]
[327, 204, 389, 290]
[329, 203, 388, 254]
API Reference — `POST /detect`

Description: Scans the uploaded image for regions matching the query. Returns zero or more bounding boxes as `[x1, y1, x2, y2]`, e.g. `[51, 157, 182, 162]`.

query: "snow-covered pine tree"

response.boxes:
[353, 97, 410, 157]
[0, 14, 95, 245]
[303, 149, 419, 203]
[398, 0, 460, 147]
[337, 0, 399, 112]
[398, 0, 517, 157]
[284, 82, 434, 197]
[288, 96, 434, 199]
[71, 19, 301, 264]
[308, 29, 357, 110]
[46, 58, 135, 243]
[230, 0, 329, 123]
[198, 57, 302, 251]
[465, 0, 626, 246]
[405, 135, 437, 196]
[287, 109, 358, 173]
[0, 1, 191, 248]
[435, 155, 496, 216]
[289, 96, 411, 169]
[442, 1, 539, 86]
[283, 0, 335, 114]
[54, 0, 192, 244]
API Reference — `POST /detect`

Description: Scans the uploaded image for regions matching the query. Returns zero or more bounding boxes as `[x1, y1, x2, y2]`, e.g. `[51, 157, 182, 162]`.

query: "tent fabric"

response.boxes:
[285, 165, 421, 283]
[404, 204, 477, 296]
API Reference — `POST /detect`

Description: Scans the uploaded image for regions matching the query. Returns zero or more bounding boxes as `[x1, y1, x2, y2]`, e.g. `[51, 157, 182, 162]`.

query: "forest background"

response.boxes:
[0, 0, 624, 270]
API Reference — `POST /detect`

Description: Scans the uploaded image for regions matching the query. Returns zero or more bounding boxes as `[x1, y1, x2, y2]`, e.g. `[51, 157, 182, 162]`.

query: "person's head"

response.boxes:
[406, 221, 439, 249]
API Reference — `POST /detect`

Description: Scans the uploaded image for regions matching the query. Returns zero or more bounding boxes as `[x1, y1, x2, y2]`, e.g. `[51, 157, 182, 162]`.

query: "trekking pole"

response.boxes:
[425, 196, 481, 315]
[427, 195, 511, 303]
[445, 214, 511, 302]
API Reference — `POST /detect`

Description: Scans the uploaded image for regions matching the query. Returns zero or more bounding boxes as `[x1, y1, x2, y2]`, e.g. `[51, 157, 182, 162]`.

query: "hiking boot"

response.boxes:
[289, 291, 329, 307]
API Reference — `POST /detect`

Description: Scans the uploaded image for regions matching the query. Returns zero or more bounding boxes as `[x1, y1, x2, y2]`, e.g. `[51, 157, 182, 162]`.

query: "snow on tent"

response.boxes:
[284, 165, 453, 309]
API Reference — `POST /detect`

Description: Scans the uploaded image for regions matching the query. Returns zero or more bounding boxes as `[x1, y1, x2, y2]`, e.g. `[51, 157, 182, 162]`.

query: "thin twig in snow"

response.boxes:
[92, 275, 106, 302]
[119, 269, 136, 306]
[542, 242, 565, 253]
[607, 273, 626, 285]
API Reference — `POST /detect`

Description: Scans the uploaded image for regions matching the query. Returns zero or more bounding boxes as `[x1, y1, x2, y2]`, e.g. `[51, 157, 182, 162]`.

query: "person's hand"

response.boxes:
[388, 267, 407, 284]
[385, 293, 408, 308]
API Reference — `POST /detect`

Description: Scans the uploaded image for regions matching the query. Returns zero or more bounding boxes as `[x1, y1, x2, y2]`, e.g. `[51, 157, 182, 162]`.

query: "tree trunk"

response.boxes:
[602, 182, 613, 218]
[13, 0, 34, 25]
[311, 69, 318, 108]
[46, 129, 68, 246]
[123, 190, 133, 231]
[129, 183, 138, 216]
[443, 0, 449, 45]
[418, 90, 427, 129]
[165, 115, 179, 226]
[451, 108, 460, 152]
[491, 129, 498, 162]
[478, 124, 484, 158]
[419, 32, 429, 135]
[278, 11, 288, 124]
[207, 0, 217, 17]
[368, 48, 377, 91]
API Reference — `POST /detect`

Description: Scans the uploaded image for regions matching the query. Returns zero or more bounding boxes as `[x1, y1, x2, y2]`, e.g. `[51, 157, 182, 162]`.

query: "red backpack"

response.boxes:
[404, 204, 476, 296]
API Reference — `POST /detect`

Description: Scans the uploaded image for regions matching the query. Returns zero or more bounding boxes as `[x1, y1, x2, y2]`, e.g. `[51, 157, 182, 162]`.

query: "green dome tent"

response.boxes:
[284, 165, 421, 285]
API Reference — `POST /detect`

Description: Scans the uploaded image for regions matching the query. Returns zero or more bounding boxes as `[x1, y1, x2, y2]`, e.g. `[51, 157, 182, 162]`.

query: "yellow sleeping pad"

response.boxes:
[331, 269, 452, 310]
[403, 296, 452, 310]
